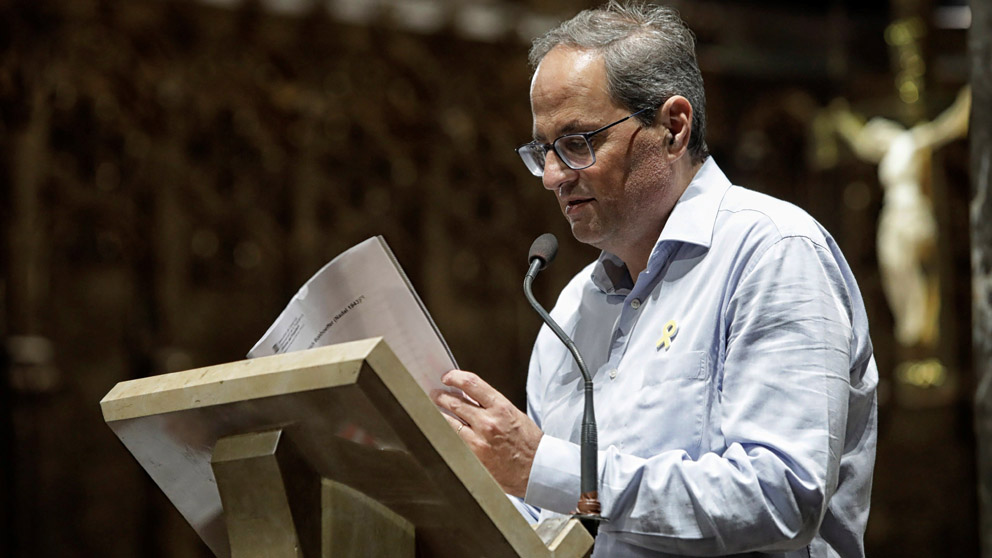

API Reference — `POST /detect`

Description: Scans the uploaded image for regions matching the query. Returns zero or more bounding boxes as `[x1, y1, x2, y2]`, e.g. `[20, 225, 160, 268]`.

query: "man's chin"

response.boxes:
[568, 222, 606, 248]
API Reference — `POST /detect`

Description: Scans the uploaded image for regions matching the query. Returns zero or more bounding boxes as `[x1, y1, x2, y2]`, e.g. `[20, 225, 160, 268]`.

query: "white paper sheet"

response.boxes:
[248, 236, 457, 395]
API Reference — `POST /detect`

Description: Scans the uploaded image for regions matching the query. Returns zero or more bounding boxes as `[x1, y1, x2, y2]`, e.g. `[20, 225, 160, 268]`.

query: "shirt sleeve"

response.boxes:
[524, 236, 856, 555]
[508, 494, 542, 523]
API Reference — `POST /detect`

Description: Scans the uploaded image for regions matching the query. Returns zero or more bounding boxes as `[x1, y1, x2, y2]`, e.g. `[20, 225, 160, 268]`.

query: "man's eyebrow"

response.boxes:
[533, 119, 597, 142]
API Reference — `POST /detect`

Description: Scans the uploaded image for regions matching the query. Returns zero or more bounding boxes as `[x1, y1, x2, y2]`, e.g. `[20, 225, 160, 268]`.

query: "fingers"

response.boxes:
[431, 370, 542, 498]
[441, 413, 471, 436]
[432, 388, 485, 427]
[439, 402, 484, 451]
[442, 369, 502, 409]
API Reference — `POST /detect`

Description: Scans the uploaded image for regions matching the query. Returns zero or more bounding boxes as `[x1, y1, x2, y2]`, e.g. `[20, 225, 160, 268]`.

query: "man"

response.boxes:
[432, 2, 877, 556]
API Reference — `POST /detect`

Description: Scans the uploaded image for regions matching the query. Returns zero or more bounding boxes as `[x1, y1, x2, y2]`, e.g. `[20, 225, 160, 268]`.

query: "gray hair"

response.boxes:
[529, 1, 709, 163]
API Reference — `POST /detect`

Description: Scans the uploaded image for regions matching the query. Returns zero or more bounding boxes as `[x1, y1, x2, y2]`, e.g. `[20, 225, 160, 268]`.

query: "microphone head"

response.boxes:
[528, 233, 558, 270]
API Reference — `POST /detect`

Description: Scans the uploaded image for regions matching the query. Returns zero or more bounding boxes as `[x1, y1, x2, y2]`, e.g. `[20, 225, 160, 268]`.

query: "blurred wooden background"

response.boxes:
[0, 0, 976, 556]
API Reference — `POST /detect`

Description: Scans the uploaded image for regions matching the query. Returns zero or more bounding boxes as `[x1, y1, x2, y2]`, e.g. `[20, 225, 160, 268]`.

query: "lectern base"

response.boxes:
[211, 429, 414, 557]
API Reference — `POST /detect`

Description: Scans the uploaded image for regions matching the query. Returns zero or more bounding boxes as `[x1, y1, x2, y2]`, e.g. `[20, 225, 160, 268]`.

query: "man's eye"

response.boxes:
[559, 137, 588, 154]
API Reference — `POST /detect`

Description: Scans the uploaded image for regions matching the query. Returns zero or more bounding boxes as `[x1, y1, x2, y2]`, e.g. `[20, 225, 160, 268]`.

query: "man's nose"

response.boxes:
[541, 152, 576, 191]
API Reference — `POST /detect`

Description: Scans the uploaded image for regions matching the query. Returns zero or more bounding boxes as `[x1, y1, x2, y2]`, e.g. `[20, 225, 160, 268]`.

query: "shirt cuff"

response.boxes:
[507, 494, 541, 523]
[524, 435, 583, 514]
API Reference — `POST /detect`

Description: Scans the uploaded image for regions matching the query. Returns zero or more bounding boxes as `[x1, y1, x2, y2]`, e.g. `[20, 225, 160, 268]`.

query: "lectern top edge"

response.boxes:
[99, 337, 382, 423]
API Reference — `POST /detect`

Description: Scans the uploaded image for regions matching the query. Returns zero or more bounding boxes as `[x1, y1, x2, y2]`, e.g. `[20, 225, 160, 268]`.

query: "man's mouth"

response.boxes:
[565, 198, 594, 214]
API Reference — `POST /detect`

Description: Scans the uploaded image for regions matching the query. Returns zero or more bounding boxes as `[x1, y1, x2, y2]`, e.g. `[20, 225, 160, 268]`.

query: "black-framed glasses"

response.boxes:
[515, 107, 651, 177]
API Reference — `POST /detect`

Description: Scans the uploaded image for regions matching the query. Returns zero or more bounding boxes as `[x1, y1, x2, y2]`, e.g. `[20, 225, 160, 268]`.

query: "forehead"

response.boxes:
[529, 47, 623, 139]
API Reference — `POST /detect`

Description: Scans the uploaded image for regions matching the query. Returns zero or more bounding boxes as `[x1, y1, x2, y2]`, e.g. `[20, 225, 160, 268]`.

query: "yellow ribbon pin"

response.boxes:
[656, 320, 679, 351]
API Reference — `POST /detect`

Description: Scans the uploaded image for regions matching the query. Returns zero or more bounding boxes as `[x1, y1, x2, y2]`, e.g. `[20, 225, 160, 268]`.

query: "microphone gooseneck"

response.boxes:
[523, 234, 604, 535]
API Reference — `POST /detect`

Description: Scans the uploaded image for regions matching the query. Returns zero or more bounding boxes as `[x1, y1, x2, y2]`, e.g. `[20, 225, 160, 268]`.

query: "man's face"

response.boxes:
[530, 46, 675, 256]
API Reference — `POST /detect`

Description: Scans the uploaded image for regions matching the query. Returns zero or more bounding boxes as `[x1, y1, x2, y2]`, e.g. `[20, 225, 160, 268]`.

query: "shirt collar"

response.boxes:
[656, 157, 732, 249]
[590, 157, 733, 294]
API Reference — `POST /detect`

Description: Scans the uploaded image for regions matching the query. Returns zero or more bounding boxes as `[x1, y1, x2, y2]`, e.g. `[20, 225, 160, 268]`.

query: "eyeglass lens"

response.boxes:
[518, 146, 546, 176]
[517, 135, 594, 178]
[555, 136, 594, 169]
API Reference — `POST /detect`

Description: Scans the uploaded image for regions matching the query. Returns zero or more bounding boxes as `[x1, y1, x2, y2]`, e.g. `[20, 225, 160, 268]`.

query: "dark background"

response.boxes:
[0, 0, 976, 555]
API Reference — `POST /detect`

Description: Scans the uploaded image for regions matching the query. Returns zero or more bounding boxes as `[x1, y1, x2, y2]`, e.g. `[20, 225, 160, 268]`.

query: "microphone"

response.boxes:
[527, 233, 558, 279]
[523, 234, 604, 535]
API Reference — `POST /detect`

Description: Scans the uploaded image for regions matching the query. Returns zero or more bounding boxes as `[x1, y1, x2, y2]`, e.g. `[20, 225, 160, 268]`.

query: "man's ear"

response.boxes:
[657, 95, 693, 154]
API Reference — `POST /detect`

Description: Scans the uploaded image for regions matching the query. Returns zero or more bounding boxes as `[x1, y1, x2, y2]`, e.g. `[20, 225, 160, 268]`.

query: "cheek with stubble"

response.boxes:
[624, 141, 676, 202]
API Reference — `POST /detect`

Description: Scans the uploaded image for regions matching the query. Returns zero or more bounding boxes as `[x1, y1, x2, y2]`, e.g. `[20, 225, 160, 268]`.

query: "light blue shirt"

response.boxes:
[521, 159, 877, 557]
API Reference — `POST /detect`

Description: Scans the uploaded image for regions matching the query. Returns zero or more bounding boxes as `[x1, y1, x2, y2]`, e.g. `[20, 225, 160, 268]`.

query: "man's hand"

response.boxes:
[431, 369, 543, 498]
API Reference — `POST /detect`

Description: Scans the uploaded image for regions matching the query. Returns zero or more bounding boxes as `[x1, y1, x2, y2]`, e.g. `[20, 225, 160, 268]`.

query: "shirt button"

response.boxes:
[630, 299, 641, 309]
[609, 368, 618, 380]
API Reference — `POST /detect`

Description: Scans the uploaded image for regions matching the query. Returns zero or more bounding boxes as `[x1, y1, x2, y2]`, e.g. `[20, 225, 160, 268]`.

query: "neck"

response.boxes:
[616, 157, 704, 282]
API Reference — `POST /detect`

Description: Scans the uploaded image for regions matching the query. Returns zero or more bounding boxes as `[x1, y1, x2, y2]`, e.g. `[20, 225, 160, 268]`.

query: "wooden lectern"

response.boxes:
[100, 337, 593, 558]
